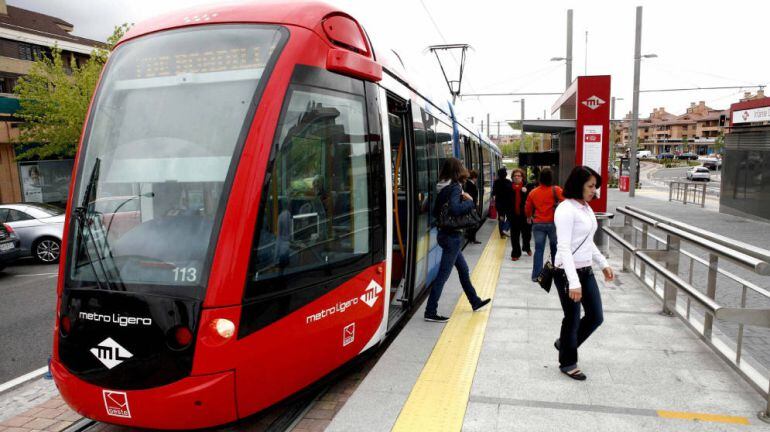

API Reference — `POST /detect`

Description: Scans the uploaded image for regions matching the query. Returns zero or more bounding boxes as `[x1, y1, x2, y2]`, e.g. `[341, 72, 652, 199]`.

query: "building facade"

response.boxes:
[0, 0, 103, 204]
[615, 99, 740, 156]
[720, 95, 770, 222]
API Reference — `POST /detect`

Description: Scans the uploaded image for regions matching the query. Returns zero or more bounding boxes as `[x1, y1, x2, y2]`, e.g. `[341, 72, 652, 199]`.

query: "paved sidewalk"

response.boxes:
[329, 228, 770, 431]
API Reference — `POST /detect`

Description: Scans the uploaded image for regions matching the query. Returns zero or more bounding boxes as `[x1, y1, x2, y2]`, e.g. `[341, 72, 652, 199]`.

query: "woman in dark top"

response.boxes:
[426, 158, 491, 323]
[491, 167, 513, 237]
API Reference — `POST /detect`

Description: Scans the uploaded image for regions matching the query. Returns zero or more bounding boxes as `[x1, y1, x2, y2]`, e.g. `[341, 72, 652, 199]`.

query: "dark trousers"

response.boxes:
[554, 267, 604, 371]
[426, 231, 482, 316]
[497, 209, 511, 236]
[531, 223, 557, 280]
[509, 213, 531, 258]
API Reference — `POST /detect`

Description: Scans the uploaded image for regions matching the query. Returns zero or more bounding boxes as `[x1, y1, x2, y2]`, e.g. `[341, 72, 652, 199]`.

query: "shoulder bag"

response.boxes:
[536, 230, 591, 293]
[437, 184, 481, 230]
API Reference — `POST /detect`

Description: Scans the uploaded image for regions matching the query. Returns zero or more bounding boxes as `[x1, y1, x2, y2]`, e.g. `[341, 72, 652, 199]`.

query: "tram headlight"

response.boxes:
[212, 318, 235, 339]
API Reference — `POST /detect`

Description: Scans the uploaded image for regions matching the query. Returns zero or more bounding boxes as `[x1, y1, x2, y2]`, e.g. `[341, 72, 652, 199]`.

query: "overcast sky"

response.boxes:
[10, 0, 769, 135]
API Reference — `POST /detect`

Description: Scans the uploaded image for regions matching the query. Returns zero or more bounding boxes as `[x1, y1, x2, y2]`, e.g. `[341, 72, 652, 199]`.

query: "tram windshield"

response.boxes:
[66, 25, 285, 294]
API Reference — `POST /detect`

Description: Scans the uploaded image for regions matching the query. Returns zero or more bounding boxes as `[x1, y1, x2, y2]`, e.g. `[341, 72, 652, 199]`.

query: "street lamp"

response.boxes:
[551, 56, 573, 89]
[513, 99, 525, 152]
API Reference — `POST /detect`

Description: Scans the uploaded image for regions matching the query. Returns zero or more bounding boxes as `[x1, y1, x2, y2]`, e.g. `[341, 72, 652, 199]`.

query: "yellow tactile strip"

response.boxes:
[392, 230, 506, 432]
[657, 410, 751, 425]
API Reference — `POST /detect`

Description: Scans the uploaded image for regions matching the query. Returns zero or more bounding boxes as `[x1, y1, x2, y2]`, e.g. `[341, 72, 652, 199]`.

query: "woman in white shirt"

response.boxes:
[553, 166, 615, 381]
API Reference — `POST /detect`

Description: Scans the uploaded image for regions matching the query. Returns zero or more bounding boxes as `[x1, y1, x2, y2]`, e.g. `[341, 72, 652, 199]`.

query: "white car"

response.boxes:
[636, 150, 653, 159]
[686, 167, 711, 182]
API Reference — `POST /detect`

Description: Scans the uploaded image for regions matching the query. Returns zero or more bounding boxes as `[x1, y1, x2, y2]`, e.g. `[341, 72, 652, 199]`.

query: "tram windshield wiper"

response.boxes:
[72, 159, 124, 291]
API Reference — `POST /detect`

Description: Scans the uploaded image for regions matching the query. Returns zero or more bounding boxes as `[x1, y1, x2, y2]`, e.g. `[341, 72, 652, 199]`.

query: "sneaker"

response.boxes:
[424, 314, 450, 323]
[511, 257, 519, 261]
[472, 298, 491, 312]
[526, 250, 533, 256]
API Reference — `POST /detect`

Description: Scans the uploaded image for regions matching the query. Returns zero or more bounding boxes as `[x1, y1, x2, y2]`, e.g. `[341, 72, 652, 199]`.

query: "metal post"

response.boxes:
[701, 183, 706, 207]
[622, 216, 632, 272]
[683, 183, 688, 205]
[628, 6, 643, 197]
[668, 182, 673, 201]
[566, 9, 573, 89]
[519, 99, 526, 152]
[662, 234, 680, 316]
[486, 113, 490, 136]
[703, 253, 718, 339]
[737, 284, 747, 364]
[640, 224, 648, 281]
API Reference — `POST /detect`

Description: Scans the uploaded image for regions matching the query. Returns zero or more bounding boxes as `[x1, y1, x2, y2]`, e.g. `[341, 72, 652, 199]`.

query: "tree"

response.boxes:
[13, 23, 131, 160]
[714, 132, 725, 155]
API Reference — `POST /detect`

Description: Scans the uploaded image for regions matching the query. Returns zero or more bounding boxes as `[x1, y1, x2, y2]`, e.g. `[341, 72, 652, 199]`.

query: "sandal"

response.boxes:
[562, 369, 587, 381]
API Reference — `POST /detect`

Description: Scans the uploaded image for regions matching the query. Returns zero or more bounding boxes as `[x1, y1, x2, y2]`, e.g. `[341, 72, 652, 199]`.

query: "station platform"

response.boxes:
[2, 207, 770, 431]
[327, 220, 770, 432]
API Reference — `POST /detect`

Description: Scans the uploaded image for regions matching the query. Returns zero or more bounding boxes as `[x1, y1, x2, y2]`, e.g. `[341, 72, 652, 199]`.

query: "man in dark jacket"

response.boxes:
[491, 167, 513, 237]
[463, 170, 481, 244]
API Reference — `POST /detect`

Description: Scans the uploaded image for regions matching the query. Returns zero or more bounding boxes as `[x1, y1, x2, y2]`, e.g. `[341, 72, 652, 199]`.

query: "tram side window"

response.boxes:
[251, 86, 371, 287]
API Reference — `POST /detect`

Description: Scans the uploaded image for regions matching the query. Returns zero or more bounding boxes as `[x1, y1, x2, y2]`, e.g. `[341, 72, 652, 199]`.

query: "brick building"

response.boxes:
[0, 0, 103, 204]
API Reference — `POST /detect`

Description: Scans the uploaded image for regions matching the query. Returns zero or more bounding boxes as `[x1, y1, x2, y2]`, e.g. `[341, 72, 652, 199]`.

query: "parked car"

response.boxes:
[636, 150, 653, 159]
[677, 153, 699, 160]
[686, 166, 711, 181]
[0, 223, 22, 270]
[699, 156, 722, 170]
[657, 153, 675, 160]
[0, 203, 64, 263]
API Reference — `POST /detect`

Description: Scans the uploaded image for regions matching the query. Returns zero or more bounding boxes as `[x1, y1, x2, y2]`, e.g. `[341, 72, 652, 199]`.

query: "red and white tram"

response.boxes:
[52, 2, 500, 428]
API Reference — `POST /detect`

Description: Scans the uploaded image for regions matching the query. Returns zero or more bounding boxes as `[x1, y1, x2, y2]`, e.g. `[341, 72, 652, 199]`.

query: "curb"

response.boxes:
[0, 366, 49, 395]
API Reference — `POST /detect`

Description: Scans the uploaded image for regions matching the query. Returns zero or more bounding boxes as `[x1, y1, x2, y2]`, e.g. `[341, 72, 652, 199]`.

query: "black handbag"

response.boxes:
[536, 232, 591, 293]
[436, 185, 481, 230]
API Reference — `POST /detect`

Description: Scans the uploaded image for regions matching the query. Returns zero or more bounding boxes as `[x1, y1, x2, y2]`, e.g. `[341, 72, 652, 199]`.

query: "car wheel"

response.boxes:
[33, 238, 61, 264]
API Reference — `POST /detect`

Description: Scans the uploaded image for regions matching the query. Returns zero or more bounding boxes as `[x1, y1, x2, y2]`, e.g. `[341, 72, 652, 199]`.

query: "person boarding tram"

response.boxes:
[425, 158, 491, 323]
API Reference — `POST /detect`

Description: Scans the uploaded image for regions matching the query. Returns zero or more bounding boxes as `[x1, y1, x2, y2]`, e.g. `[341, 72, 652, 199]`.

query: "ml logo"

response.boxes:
[582, 95, 605, 110]
[90, 337, 133, 369]
[360, 280, 383, 308]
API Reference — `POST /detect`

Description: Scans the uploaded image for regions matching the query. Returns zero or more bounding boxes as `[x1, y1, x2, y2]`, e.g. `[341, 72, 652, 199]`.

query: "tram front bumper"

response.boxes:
[51, 359, 237, 430]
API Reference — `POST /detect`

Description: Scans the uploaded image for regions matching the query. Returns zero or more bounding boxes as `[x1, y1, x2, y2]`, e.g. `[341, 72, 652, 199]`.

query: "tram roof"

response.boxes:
[122, 1, 352, 45]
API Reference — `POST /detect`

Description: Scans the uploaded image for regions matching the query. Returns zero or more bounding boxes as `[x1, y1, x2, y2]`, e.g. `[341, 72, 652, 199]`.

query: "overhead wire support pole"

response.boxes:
[629, 6, 643, 198]
[566, 9, 573, 88]
[428, 44, 471, 104]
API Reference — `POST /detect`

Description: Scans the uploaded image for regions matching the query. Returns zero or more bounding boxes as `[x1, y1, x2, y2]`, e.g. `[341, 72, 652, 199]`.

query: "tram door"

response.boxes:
[387, 94, 413, 327]
[410, 104, 431, 299]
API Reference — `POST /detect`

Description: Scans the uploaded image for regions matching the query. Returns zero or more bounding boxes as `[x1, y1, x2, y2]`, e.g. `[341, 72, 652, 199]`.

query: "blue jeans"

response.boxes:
[426, 231, 482, 316]
[531, 223, 557, 280]
[554, 267, 604, 371]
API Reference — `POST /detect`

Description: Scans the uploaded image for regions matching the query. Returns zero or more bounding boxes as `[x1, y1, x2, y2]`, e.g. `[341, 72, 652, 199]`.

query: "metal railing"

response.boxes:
[669, 181, 707, 207]
[604, 205, 770, 422]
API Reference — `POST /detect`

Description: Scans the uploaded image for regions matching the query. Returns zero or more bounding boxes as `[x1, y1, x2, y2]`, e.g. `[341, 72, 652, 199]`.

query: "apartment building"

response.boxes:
[0, 1, 103, 204]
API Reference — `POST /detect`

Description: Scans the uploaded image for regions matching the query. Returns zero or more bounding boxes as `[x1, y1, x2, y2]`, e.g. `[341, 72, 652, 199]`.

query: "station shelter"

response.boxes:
[517, 75, 611, 213]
